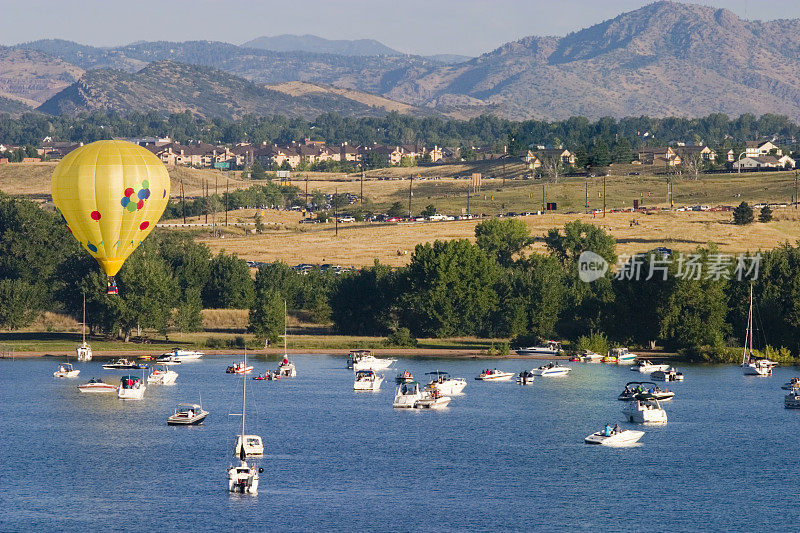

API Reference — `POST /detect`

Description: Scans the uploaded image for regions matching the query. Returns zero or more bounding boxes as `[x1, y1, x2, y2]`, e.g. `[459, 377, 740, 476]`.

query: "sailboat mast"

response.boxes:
[284, 299, 287, 357]
[82, 292, 86, 344]
[748, 285, 754, 356]
[242, 347, 246, 439]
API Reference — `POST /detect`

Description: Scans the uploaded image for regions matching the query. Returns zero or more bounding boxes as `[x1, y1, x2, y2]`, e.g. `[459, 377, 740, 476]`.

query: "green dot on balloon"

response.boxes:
[142, 180, 149, 188]
[126, 202, 137, 212]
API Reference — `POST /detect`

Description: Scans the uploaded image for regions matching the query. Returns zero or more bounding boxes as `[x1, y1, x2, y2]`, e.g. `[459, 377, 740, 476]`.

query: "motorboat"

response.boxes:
[585, 426, 645, 446]
[154, 356, 182, 365]
[76, 294, 92, 362]
[602, 354, 618, 363]
[414, 388, 451, 409]
[741, 285, 776, 377]
[117, 375, 146, 400]
[277, 358, 296, 378]
[425, 371, 466, 395]
[611, 347, 637, 364]
[352, 354, 396, 371]
[393, 381, 423, 408]
[167, 403, 208, 425]
[580, 350, 604, 363]
[395, 370, 414, 383]
[226, 362, 253, 374]
[54, 363, 80, 378]
[354, 370, 384, 391]
[517, 370, 535, 385]
[515, 340, 562, 356]
[530, 362, 571, 377]
[158, 349, 204, 362]
[77, 378, 117, 393]
[631, 360, 671, 373]
[622, 396, 668, 424]
[650, 368, 684, 382]
[103, 358, 148, 370]
[781, 378, 800, 390]
[228, 349, 262, 495]
[252, 371, 279, 381]
[785, 390, 800, 409]
[347, 349, 371, 369]
[147, 364, 178, 385]
[475, 369, 514, 381]
[234, 434, 264, 457]
[618, 382, 674, 401]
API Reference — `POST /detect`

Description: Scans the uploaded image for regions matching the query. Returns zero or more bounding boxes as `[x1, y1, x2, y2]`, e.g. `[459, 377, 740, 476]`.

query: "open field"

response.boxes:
[189, 209, 800, 268]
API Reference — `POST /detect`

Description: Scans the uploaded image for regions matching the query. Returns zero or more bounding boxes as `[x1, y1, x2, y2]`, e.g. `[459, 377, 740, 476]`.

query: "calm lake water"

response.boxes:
[1, 355, 798, 531]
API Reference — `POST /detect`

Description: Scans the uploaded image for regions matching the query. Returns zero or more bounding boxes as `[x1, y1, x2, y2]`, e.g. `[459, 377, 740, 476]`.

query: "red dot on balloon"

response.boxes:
[67, 226, 72, 233]
[137, 200, 144, 209]
[139, 221, 149, 230]
[124, 188, 134, 197]
[90, 211, 101, 220]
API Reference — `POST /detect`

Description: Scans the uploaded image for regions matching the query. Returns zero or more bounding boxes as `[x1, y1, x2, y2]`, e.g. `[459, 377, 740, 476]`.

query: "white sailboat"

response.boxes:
[741, 285, 776, 377]
[277, 300, 296, 377]
[76, 292, 92, 362]
[228, 348, 261, 494]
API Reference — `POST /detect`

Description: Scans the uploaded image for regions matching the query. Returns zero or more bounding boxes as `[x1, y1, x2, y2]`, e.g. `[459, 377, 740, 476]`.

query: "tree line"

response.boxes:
[2, 110, 799, 162]
[2, 193, 800, 362]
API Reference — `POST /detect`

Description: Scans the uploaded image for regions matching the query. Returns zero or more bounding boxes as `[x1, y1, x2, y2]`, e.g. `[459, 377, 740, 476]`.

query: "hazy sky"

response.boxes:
[2, 0, 800, 56]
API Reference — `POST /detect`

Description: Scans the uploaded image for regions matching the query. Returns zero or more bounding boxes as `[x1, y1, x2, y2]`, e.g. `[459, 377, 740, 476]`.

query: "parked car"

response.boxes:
[337, 216, 356, 223]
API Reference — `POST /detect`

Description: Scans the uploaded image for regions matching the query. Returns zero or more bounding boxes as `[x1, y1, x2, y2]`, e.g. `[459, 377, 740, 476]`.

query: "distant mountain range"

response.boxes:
[3, 2, 800, 121]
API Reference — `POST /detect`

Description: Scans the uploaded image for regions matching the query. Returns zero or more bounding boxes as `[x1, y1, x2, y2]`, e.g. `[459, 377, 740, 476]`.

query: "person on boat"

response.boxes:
[603, 424, 612, 437]
[283, 357, 289, 365]
[613, 424, 621, 434]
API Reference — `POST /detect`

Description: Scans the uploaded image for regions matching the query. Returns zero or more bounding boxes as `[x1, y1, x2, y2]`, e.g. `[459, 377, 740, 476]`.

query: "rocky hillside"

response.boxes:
[8, 2, 800, 120]
[242, 35, 401, 56]
[0, 47, 83, 106]
[37, 61, 427, 120]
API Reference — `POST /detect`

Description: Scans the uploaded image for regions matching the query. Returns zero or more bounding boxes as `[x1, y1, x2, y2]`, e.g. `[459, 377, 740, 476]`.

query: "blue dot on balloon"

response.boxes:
[138, 189, 147, 200]
[144, 189, 151, 199]
[121, 197, 130, 207]
[162, 189, 167, 198]
[87, 243, 97, 252]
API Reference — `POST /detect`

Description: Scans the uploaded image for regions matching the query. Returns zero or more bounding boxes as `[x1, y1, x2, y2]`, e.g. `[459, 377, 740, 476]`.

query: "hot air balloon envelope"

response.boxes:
[51, 140, 171, 281]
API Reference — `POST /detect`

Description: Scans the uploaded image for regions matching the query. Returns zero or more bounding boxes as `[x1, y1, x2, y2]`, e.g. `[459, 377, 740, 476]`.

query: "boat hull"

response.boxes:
[54, 370, 80, 378]
[77, 383, 117, 393]
[415, 397, 451, 409]
[428, 379, 466, 395]
[475, 372, 514, 381]
[585, 430, 644, 446]
[353, 358, 396, 371]
[148, 371, 178, 385]
[354, 377, 384, 391]
[117, 387, 145, 400]
[531, 367, 571, 377]
[168, 412, 208, 425]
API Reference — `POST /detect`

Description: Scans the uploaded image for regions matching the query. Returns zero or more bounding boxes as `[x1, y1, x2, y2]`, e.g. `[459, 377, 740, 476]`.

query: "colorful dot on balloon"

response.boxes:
[140, 221, 149, 230]
[121, 197, 130, 207]
[163, 189, 167, 198]
[67, 226, 72, 233]
[126, 202, 137, 213]
[124, 188, 134, 197]
[136, 200, 144, 210]
[144, 189, 151, 199]
[87, 243, 97, 252]
[142, 180, 149, 188]
[90, 210, 101, 221]
[138, 189, 147, 200]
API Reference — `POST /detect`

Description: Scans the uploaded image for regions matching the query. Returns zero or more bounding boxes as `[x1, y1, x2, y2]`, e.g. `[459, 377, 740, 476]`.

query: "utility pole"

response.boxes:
[602, 175, 606, 217]
[180, 176, 186, 224]
[542, 184, 545, 213]
[305, 175, 308, 206]
[585, 179, 588, 214]
[795, 171, 798, 209]
[360, 172, 364, 204]
[408, 174, 413, 218]
[467, 186, 470, 216]
[204, 180, 208, 224]
[334, 186, 339, 237]
[225, 178, 229, 227]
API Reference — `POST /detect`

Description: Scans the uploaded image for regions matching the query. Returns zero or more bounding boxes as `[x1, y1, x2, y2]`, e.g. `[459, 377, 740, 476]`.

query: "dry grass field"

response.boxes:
[192, 209, 800, 268]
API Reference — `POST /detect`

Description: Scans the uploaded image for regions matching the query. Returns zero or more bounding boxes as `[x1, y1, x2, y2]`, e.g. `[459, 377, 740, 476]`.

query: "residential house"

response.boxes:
[674, 145, 716, 162]
[340, 143, 362, 163]
[535, 148, 575, 166]
[524, 150, 542, 170]
[428, 145, 443, 163]
[745, 140, 782, 158]
[638, 147, 681, 166]
[40, 141, 83, 159]
[733, 154, 795, 170]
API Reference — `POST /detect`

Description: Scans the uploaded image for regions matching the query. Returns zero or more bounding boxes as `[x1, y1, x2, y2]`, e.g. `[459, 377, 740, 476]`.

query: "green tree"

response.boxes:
[250, 160, 266, 180]
[589, 139, 611, 167]
[203, 252, 254, 309]
[249, 270, 285, 346]
[0, 279, 42, 329]
[611, 138, 633, 164]
[400, 239, 501, 337]
[174, 288, 203, 332]
[387, 202, 405, 217]
[475, 218, 534, 267]
[311, 190, 326, 207]
[759, 205, 773, 223]
[254, 212, 265, 233]
[733, 201, 754, 225]
[330, 261, 397, 335]
[422, 204, 437, 217]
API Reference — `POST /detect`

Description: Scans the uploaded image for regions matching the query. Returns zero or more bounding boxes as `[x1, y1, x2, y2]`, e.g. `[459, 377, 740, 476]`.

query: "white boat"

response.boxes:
[154, 356, 182, 365]
[147, 364, 178, 385]
[515, 340, 562, 356]
[785, 391, 800, 409]
[277, 301, 296, 377]
[631, 360, 671, 373]
[618, 382, 674, 402]
[530, 362, 571, 377]
[228, 349, 261, 495]
[77, 378, 117, 393]
[354, 370, 384, 391]
[475, 369, 514, 381]
[158, 349, 204, 362]
[54, 362, 80, 378]
[352, 354, 396, 371]
[741, 285, 776, 377]
[622, 396, 667, 424]
[414, 388, 451, 409]
[580, 350, 603, 363]
[650, 368, 684, 382]
[611, 347, 637, 363]
[425, 371, 466, 395]
[103, 358, 148, 370]
[585, 427, 645, 446]
[517, 370, 535, 385]
[347, 349, 371, 369]
[781, 378, 800, 390]
[167, 403, 208, 425]
[395, 370, 414, 383]
[226, 362, 253, 374]
[76, 293, 92, 362]
[117, 375, 146, 400]
[393, 381, 423, 408]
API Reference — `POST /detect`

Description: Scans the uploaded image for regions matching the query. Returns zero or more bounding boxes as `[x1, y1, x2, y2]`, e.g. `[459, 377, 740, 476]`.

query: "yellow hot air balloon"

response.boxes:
[51, 140, 171, 294]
